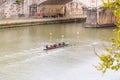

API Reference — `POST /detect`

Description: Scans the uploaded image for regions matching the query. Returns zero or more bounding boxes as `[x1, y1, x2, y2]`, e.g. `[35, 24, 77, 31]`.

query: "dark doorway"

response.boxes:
[29, 4, 37, 16]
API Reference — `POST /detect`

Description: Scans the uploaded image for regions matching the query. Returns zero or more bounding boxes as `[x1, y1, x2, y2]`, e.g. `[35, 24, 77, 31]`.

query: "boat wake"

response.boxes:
[0, 45, 68, 67]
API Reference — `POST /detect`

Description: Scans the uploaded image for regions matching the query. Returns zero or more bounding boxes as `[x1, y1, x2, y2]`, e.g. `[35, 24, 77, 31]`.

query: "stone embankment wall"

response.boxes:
[97, 8, 116, 25]
[0, 17, 86, 29]
[86, 8, 116, 27]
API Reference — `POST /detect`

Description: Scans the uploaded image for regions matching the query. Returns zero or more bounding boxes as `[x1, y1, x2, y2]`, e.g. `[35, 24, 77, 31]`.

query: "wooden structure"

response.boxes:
[37, 0, 72, 18]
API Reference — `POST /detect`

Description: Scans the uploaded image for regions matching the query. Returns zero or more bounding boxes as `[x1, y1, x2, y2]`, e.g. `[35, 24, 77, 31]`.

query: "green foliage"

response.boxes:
[102, 0, 120, 8]
[96, 0, 120, 73]
[96, 29, 120, 73]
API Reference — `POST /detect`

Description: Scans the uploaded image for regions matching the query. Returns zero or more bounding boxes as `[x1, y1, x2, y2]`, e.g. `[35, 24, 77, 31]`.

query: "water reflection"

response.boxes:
[0, 23, 114, 59]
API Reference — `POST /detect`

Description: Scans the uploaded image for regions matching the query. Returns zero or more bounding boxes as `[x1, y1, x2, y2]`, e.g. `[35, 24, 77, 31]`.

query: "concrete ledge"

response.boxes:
[0, 17, 86, 29]
[84, 23, 116, 28]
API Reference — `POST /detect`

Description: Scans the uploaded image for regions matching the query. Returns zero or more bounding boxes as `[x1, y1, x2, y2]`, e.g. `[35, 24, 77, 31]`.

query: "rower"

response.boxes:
[58, 43, 61, 46]
[53, 44, 57, 48]
[62, 42, 65, 46]
[46, 45, 48, 49]
[49, 45, 53, 48]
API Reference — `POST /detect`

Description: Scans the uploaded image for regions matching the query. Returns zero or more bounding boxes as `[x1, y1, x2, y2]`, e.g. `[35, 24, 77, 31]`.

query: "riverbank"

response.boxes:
[0, 17, 86, 29]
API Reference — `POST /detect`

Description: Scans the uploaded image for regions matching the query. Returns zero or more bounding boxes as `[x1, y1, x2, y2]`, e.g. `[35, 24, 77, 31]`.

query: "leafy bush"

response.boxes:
[96, 0, 120, 73]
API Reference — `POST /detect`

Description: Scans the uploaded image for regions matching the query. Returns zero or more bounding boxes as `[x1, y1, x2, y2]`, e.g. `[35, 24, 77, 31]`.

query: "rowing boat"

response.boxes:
[44, 44, 69, 51]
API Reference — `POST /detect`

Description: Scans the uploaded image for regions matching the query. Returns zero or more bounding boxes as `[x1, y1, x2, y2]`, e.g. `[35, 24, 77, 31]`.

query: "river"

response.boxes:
[0, 23, 119, 80]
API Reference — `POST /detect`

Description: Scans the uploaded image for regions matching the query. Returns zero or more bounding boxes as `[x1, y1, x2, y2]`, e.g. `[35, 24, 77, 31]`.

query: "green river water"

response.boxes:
[0, 23, 119, 80]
